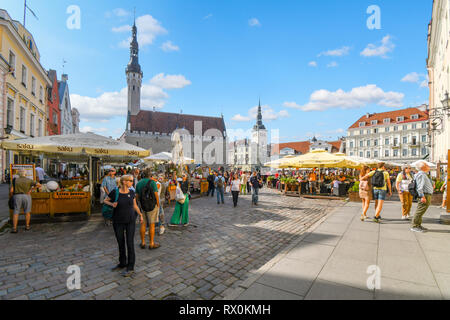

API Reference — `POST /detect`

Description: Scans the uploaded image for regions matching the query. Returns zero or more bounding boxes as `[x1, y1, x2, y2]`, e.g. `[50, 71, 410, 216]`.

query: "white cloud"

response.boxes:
[231, 114, 251, 122]
[248, 18, 261, 27]
[361, 35, 395, 58]
[420, 79, 429, 88]
[203, 14, 213, 20]
[114, 14, 168, 48]
[327, 61, 338, 68]
[71, 74, 191, 122]
[318, 46, 350, 57]
[401, 72, 420, 83]
[232, 105, 290, 122]
[149, 73, 191, 89]
[112, 25, 132, 33]
[113, 8, 131, 17]
[284, 84, 404, 112]
[308, 61, 318, 67]
[161, 41, 180, 52]
[80, 126, 109, 134]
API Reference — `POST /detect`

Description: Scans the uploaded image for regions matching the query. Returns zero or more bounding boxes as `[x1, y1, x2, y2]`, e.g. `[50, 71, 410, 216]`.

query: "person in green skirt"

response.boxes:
[169, 175, 190, 226]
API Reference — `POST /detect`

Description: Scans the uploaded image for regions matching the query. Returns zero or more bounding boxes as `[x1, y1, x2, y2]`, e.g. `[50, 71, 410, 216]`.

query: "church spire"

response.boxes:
[126, 15, 142, 75]
[254, 99, 266, 130]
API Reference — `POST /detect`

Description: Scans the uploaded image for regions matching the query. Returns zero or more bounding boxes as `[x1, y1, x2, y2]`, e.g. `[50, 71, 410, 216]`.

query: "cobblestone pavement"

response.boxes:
[0, 188, 341, 300]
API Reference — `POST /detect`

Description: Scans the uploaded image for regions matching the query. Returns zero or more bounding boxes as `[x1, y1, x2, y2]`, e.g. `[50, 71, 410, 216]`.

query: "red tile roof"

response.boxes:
[272, 140, 342, 155]
[348, 107, 429, 129]
[130, 110, 226, 135]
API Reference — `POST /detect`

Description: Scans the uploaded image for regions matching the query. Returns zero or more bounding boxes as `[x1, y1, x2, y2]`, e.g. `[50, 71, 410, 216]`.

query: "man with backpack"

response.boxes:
[250, 171, 263, 206]
[363, 162, 392, 223]
[410, 161, 433, 233]
[136, 169, 160, 249]
[215, 172, 225, 205]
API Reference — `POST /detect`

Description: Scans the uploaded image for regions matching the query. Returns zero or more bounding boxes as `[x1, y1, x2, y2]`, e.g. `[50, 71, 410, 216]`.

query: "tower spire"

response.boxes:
[254, 99, 266, 130]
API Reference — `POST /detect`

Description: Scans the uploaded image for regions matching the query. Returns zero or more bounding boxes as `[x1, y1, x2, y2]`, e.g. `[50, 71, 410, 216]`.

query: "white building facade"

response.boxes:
[346, 107, 430, 164]
[427, 0, 450, 164]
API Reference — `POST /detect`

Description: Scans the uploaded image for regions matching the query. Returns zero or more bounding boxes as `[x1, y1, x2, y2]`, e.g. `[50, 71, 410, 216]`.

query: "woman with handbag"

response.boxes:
[231, 173, 241, 207]
[395, 165, 414, 220]
[169, 175, 190, 227]
[103, 175, 144, 277]
[359, 166, 371, 221]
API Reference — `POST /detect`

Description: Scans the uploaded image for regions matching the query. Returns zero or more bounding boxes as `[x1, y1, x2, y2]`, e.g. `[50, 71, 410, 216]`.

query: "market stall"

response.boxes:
[1, 132, 150, 220]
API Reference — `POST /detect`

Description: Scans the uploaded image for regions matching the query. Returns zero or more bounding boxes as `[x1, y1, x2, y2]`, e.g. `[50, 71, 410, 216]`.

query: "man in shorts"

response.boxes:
[136, 169, 160, 249]
[10, 170, 41, 233]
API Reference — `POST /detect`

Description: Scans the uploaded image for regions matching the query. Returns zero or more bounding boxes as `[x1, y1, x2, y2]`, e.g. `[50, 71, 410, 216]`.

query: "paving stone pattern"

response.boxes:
[0, 189, 339, 300]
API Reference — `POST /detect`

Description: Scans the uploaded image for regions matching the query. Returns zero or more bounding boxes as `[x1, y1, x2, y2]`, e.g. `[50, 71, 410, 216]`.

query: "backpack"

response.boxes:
[140, 180, 157, 212]
[371, 171, 385, 188]
[217, 177, 224, 189]
[408, 177, 418, 198]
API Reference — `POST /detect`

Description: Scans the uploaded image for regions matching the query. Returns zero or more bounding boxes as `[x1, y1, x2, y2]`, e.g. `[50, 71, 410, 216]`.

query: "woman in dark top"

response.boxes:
[104, 175, 143, 277]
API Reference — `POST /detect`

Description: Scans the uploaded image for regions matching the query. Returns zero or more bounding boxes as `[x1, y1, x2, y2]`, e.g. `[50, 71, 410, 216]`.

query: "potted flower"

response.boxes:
[431, 179, 444, 206]
[348, 181, 360, 202]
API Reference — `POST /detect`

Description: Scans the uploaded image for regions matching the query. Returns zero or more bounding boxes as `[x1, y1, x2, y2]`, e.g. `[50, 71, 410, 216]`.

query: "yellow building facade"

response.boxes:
[0, 9, 51, 173]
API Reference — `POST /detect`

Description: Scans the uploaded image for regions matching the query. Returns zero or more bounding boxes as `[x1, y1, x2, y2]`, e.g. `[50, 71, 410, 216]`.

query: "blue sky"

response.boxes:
[2, 0, 432, 143]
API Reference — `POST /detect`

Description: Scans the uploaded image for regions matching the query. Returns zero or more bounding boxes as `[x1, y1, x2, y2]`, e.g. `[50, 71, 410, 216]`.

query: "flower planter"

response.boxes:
[348, 191, 361, 202]
[431, 193, 443, 206]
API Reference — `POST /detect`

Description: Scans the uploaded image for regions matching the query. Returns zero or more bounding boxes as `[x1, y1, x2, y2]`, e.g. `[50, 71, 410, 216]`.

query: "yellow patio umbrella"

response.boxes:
[283, 150, 360, 169]
[264, 155, 297, 168]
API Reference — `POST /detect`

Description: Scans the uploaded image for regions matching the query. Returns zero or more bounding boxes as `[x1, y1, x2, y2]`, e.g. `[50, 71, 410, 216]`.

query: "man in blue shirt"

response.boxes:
[215, 172, 225, 205]
[411, 161, 434, 233]
[250, 171, 262, 206]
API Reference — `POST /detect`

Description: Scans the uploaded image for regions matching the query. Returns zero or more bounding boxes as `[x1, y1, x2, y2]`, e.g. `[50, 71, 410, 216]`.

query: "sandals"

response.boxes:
[149, 243, 161, 250]
[11, 229, 18, 234]
[140, 243, 146, 249]
[25, 226, 31, 231]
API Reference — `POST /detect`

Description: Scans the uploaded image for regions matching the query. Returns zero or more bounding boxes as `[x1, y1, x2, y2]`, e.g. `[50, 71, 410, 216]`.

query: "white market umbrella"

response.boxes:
[411, 160, 437, 169]
[144, 152, 194, 164]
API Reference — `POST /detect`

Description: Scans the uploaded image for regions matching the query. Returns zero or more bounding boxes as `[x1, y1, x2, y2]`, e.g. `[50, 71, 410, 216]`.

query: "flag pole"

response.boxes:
[23, 0, 26, 27]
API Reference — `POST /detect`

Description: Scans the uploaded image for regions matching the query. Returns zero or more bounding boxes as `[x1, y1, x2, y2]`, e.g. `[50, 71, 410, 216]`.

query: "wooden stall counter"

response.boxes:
[10, 192, 91, 221]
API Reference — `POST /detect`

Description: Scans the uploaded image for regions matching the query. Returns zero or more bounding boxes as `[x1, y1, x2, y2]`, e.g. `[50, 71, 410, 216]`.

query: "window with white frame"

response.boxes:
[412, 136, 417, 145]
[9, 51, 16, 77]
[374, 150, 378, 158]
[367, 151, 371, 158]
[371, 120, 378, 125]
[7, 98, 14, 127]
[394, 126, 398, 131]
[385, 150, 389, 157]
[38, 119, 42, 137]
[421, 135, 427, 142]
[360, 140, 363, 147]
[359, 152, 363, 157]
[403, 136, 408, 144]
[396, 116, 404, 122]
[359, 122, 366, 127]
[411, 114, 419, 120]
[385, 138, 389, 145]
[39, 86, 43, 102]
[402, 124, 408, 130]
[402, 149, 408, 157]
[383, 118, 390, 124]
[393, 149, 398, 157]
[385, 126, 390, 132]
[412, 149, 417, 156]
[412, 123, 417, 130]
[374, 139, 378, 146]
[350, 141, 354, 148]
[421, 147, 427, 156]
[30, 113, 35, 136]
[31, 77, 36, 96]
[421, 122, 427, 129]
[19, 107, 26, 132]
[21, 65, 27, 87]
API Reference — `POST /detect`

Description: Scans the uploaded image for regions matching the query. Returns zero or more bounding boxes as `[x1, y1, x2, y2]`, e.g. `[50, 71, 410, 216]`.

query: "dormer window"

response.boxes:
[383, 118, 390, 124]
[396, 116, 405, 122]
[371, 120, 378, 125]
[411, 114, 419, 120]
[359, 122, 366, 127]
